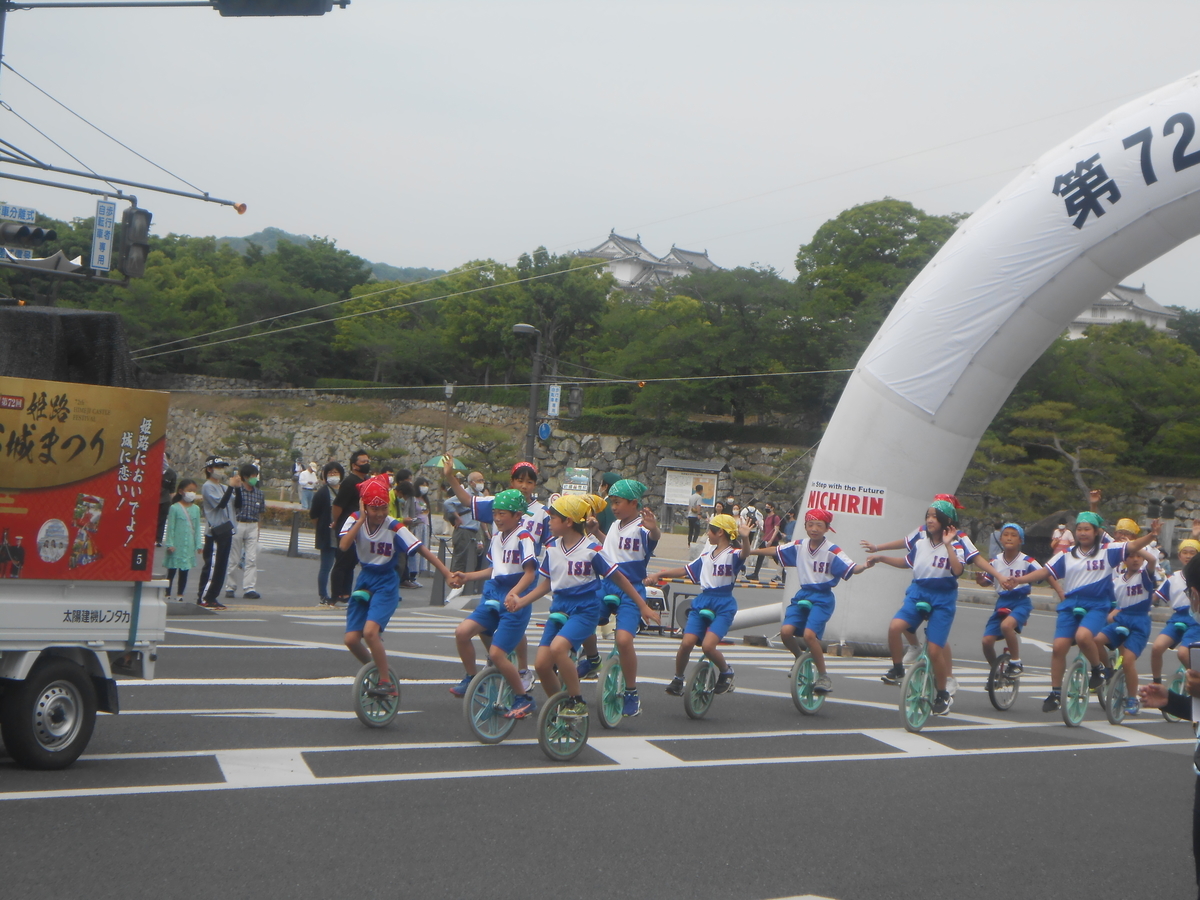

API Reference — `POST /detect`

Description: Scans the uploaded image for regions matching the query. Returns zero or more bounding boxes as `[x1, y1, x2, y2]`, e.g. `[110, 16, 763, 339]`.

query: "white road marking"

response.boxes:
[166, 626, 464, 664]
[121, 708, 362, 720]
[127, 678, 455, 686]
[5, 718, 1185, 802]
[216, 749, 317, 787]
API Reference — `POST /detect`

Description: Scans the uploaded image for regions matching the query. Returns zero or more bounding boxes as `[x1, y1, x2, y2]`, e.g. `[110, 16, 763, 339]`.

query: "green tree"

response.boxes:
[1007, 401, 1144, 506]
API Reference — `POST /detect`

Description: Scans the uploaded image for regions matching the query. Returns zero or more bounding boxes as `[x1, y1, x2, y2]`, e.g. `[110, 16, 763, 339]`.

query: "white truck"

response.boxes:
[0, 579, 167, 768]
[0, 369, 172, 769]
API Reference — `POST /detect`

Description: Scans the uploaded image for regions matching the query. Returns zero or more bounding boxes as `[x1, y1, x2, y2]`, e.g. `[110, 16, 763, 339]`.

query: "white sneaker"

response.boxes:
[902, 644, 921, 666]
[519, 669, 536, 693]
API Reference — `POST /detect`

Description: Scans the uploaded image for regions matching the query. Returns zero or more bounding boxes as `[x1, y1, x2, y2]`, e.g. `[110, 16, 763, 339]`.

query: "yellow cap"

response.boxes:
[1179, 539, 1200, 555]
[708, 514, 740, 540]
[1115, 518, 1141, 536]
[551, 493, 606, 524]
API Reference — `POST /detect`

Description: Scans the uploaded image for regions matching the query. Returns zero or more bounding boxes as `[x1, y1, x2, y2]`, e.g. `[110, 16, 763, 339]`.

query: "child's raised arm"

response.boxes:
[646, 565, 687, 584]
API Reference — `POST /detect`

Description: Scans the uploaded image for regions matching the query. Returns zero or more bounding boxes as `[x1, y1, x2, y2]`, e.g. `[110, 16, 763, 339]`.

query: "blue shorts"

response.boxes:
[1099, 612, 1151, 657]
[983, 597, 1032, 638]
[1054, 598, 1109, 641]
[596, 577, 647, 634]
[893, 582, 957, 647]
[466, 579, 534, 654]
[783, 588, 835, 639]
[540, 592, 602, 651]
[1159, 609, 1198, 645]
[684, 589, 738, 640]
[345, 564, 400, 634]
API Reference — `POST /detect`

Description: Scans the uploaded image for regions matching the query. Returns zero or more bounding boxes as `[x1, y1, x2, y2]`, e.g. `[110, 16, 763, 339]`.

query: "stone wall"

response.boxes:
[165, 399, 812, 515]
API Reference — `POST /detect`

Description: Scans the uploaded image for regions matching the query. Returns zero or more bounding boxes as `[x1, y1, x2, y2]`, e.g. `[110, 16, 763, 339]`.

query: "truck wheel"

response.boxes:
[1, 657, 97, 770]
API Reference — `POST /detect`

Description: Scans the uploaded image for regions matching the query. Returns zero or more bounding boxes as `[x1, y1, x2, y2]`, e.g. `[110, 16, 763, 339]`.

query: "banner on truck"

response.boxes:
[0, 377, 169, 581]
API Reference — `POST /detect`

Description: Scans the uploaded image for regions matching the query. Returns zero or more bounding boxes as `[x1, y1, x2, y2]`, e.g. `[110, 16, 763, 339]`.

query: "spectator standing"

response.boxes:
[751, 501, 781, 581]
[782, 510, 798, 542]
[742, 498, 764, 580]
[163, 479, 202, 600]
[309, 462, 343, 607]
[157, 453, 177, 546]
[987, 521, 1004, 560]
[298, 463, 318, 511]
[225, 462, 265, 600]
[1051, 519, 1074, 554]
[413, 475, 432, 574]
[330, 450, 371, 603]
[196, 455, 236, 610]
[687, 484, 706, 547]
[443, 470, 484, 594]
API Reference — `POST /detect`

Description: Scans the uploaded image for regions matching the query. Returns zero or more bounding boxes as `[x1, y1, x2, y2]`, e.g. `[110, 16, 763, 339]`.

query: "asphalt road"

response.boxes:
[1, 543, 1195, 900]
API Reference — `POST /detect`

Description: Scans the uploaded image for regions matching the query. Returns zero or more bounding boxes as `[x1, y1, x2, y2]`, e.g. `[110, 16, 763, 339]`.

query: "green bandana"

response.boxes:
[491, 489, 529, 514]
[930, 499, 958, 524]
[1075, 511, 1104, 528]
[607, 479, 648, 502]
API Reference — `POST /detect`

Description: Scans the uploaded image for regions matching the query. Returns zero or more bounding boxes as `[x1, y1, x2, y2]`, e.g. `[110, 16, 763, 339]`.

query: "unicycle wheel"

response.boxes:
[790, 652, 825, 715]
[596, 655, 625, 730]
[463, 667, 517, 744]
[1164, 667, 1187, 723]
[536, 691, 590, 762]
[986, 652, 1019, 711]
[352, 662, 401, 728]
[684, 658, 718, 720]
[1062, 654, 1089, 727]
[899, 655, 934, 733]
[1104, 666, 1128, 726]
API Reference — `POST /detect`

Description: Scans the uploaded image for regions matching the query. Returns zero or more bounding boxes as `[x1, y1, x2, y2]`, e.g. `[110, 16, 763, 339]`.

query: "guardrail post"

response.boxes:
[287, 511, 302, 558]
[429, 537, 448, 605]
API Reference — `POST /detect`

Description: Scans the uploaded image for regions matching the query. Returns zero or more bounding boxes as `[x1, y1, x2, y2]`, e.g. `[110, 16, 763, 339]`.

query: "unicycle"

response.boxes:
[1101, 644, 1130, 726]
[682, 606, 724, 720]
[537, 691, 590, 761]
[352, 661, 401, 728]
[986, 649, 1020, 711]
[1059, 607, 1092, 727]
[899, 602, 936, 733]
[463, 650, 521, 744]
[790, 650, 825, 715]
[684, 657, 718, 719]
[1163, 664, 1188, 722]
[592, 595, 627, 730]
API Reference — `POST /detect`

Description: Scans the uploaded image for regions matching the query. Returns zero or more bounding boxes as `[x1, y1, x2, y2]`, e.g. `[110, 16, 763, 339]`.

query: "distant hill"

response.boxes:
[216, 226, 445, 284]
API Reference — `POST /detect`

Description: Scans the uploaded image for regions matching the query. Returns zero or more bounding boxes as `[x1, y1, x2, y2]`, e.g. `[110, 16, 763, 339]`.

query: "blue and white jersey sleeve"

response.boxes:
[487, 529, 538, 578]
[954, 530, 981, 564]
[538, 537, 617, 599]
[685, 546, 743, 591]
[1157, 571, 1190, 610]
[470, 495, 494, 524]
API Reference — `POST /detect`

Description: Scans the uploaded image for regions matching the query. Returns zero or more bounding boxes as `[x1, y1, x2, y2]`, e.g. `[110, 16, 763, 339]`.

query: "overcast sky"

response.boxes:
[3, 1, 1200, 307]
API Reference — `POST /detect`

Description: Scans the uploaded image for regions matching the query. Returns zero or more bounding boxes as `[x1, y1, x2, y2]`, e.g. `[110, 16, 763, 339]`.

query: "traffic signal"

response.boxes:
[0, 223, 57, 248]
[118, 206, 153, 279]
[215, 0, 347, 15]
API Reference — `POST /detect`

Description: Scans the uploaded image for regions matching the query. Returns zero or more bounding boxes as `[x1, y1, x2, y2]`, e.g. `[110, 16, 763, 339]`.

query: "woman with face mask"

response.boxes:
[412, 475, 432, 575]
[310, 462, 345, 607]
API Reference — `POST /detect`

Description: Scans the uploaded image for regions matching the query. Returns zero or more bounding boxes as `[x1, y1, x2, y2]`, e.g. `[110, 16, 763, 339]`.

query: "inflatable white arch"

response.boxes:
[734, 70, 1200, 645]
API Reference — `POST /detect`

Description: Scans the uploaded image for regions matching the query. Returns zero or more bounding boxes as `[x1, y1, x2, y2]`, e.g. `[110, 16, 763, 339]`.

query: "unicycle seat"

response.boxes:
[796, 599, 813, 610]
[1115, 625, 1130, 637]
[1072, 606, 1087, 617]
[996, 607, 1011, 616]
[602, 593, 621, 611]
[915, 601, 932, 616]
[482, 598, 503, 612]
[697, 607, 716, 624]
[1175, 621, 1189, 634]
[547, 611, 570, 627]
[350, 589, 372, 603]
